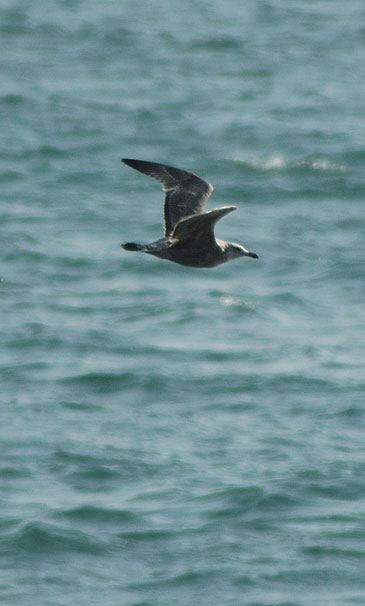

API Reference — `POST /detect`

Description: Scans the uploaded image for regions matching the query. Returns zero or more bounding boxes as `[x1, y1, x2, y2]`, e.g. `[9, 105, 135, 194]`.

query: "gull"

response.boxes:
[121, 159, 258, 268]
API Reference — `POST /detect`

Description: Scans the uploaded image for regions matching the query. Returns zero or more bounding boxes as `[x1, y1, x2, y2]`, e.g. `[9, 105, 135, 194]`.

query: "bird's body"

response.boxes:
[121, 159, 258, 268]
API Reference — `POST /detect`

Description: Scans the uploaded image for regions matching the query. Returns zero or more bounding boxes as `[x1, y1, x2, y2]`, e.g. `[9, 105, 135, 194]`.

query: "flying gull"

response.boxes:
[121, 159, 258, 268]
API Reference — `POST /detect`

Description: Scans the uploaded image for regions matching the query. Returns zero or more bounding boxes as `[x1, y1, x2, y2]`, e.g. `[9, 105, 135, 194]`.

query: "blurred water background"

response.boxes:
[1, 1, 365, 604]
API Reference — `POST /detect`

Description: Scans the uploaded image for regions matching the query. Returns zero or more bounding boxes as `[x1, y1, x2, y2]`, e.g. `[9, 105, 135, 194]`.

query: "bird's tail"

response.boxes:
[122, 242, 144, 251]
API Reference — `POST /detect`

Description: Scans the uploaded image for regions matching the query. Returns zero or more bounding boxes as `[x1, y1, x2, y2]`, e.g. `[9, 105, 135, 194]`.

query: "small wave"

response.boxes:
[118, 528, 177, 542]
[59, 400, 102, 412]
[1, 93, 25, 105]
[232, 154, 346, 173]
[193, 485, 263, 516]
[125, 568, 219, 591]
[198, 485, 300, 523]
[293, 157, 347, 172]
[191, 36, 243, 51]
[58, 505, 141, 526]
[208, 289, 257, 311]
[1, 168, 24, 182]
[57, 369, 178, 398]
[220, 295, 257, 311]
[233, 154, 286, 170]
[302, 544, 365, 558]
[331, 405, 364, 419]
[58, 371, 135, 392]
[50, 449, 159, 489]
[36, 144, 69, 159]
[6, 521, 103, 556]
[0, 8, 28, 35]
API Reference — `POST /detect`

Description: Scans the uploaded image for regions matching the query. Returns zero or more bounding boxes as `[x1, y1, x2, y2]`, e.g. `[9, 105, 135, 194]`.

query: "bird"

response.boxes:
[121, 158, 258, 268]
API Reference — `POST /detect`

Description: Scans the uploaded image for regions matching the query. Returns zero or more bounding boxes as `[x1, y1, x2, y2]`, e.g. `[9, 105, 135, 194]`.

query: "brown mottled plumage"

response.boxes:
[121, 159, 258, 268]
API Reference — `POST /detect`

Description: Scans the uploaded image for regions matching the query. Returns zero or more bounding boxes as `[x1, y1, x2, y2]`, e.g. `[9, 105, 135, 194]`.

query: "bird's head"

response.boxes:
[224, 241, 259, 261]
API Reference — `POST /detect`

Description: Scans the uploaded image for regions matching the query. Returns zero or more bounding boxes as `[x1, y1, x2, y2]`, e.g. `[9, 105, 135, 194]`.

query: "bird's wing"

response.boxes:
[171, 206, 237, 244]
[122, 159, 214, 236]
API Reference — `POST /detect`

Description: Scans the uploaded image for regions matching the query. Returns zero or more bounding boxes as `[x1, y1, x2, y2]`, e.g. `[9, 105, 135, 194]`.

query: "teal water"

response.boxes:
[1, 1, 365, 605]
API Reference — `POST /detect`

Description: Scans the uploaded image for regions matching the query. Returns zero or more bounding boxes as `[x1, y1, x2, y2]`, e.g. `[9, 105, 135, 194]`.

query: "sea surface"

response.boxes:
[1, 1, 365, 605]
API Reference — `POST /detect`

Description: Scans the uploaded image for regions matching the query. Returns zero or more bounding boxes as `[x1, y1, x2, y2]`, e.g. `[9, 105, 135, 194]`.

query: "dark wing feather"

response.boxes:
[122, 159, 214, 236]
[171, 206, 237, 244]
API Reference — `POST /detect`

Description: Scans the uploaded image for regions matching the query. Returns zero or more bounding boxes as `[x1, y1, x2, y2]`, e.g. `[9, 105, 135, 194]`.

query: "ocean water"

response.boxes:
[1, 1, 365, 604]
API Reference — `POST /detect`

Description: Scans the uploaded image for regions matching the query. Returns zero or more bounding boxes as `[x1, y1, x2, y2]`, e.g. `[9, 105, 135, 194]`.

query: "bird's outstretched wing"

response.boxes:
[122, 159, 214, 237]
[171, 206, 237, 244]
